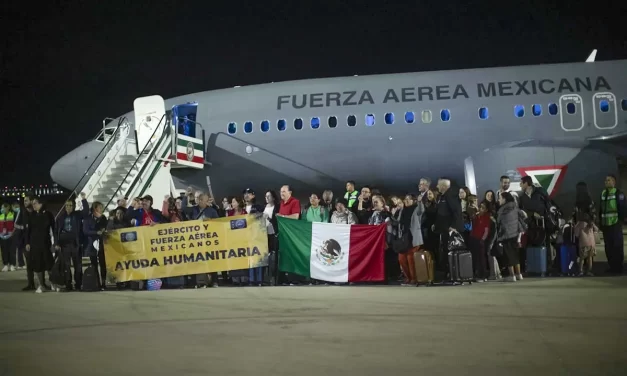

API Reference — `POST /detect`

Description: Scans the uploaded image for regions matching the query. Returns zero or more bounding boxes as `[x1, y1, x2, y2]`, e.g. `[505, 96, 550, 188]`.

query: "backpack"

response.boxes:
[541, 195, 561, 232]
[82, 266, 100, 292]
[49, 254, 66, 286]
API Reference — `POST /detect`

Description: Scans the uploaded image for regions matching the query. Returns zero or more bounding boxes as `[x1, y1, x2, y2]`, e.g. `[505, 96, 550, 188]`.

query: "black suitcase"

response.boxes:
[448, 250, 474, 284]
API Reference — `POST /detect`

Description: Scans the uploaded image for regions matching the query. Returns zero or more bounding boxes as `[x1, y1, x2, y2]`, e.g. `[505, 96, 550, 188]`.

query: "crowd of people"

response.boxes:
[0, 173, 624, 293]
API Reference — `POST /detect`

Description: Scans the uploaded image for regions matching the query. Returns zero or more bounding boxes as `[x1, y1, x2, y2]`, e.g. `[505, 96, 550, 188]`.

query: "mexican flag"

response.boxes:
[277, 217, 386, 283]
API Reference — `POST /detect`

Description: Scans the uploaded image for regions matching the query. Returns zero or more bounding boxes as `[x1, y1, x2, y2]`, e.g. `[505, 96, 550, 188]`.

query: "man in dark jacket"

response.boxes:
[54, 194, 89, 291]
[433, 178, 463, 271]
[243, 188, 264, 214]
[519, 176, 549, 217]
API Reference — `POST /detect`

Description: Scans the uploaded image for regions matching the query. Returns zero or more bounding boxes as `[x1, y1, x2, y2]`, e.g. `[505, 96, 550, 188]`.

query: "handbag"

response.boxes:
[392, 232, 411, 254]
[491, 241, 504, 257]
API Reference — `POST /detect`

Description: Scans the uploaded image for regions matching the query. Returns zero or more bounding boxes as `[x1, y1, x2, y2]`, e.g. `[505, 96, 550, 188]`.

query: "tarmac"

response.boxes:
[0, 267, 626, 376]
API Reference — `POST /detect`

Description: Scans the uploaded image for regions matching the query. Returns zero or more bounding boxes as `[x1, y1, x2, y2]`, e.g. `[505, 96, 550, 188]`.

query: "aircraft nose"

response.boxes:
[50, 141, 100, 190]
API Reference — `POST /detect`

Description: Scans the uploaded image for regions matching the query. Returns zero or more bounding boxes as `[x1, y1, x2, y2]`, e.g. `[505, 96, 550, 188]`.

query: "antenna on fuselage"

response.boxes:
[585, 49, 597, 63]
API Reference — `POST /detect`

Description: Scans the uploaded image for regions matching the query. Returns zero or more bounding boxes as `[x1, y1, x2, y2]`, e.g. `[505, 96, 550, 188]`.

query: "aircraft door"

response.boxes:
[559, 94, 584, 132]
[592, 92, 618, 130]
[133, 95, 166, 153]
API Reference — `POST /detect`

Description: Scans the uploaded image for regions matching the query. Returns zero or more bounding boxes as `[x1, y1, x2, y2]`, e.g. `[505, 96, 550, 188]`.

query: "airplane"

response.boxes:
[51, 53, 627, 215]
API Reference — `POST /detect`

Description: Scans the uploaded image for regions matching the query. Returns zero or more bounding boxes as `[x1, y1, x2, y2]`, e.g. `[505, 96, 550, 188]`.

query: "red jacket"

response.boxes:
[470, 212, 491, 240]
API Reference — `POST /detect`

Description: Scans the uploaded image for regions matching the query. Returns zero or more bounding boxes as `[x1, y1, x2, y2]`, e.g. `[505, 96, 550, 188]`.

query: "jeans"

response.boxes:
[248, 267, 263, 283]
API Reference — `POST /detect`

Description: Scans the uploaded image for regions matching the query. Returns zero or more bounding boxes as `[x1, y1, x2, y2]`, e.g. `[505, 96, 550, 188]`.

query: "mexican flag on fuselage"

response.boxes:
[277, 217, 386, 283]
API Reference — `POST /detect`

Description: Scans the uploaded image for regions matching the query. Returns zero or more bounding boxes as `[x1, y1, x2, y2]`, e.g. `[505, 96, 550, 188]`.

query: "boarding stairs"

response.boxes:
[58, 95, 206, 219]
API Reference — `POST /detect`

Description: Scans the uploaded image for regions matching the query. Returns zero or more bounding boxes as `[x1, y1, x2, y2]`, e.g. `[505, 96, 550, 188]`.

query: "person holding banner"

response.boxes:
[191, 193, 220, 286]
[83, 201, 108, 290]
[263, 190, 280, 285]
[243, 188, 265, 286]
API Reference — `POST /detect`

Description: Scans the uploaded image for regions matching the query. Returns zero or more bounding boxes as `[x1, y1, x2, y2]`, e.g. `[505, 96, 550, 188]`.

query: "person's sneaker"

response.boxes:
[516, 274, 523, 281]
[1, 265, 8, 272]
[578, 272, 585, 277]
[475, 278, 485, 283]
[586, 272, 594, 277]
[9, 265, 16, 272]
[504, 276, 516, 282]
[22, 284, 35, 291]
[35, 286, 43, 294]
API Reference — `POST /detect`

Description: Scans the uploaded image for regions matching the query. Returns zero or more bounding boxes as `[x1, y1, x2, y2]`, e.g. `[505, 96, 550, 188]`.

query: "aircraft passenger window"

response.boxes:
[548, 103, 558, 115]
[478, 107, 489, 120]
[244, 121, 253, 134]
[532, 104, 542, 116]
[421, 110, 432, 123]
[622, 99, 627, 111]
[514, 105, 525, 118]
[365, 114, 375, 126]
[440, 109, 451, 122]
[384, 113, 395, 125]
[277, 119, 287, 131]
[347, 115, 357, 127]
[294, 118, 303, 130]
[566, 103, 576, 115]
[328, 116, 338, 128]
[405, 112, 415, 124]
[227, 122, 237, 135]
[599, 100, 610, 113]
[311, 117, 320, 129]
[261, 120, 270, 133]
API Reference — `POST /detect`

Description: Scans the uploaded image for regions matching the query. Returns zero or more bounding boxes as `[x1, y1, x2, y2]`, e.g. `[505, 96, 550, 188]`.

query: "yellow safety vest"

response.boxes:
[601, 188, 619, 226]
[344, 191, 358, 208]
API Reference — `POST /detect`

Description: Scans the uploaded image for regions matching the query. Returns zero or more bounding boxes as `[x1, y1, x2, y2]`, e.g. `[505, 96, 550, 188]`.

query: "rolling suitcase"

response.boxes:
[560, 244, 578, 276]
[448, 250, 473, 284]
[526, 217, 548, 276]
[414, 249, 434, 285]
[526, 247, 548, 276]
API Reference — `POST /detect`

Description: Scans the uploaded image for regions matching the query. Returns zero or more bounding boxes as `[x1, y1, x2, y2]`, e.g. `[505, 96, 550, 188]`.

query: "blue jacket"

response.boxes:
[82, 213, 108, 257]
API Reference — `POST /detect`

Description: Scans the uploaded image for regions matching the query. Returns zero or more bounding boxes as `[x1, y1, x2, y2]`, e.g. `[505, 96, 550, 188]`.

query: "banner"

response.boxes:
[104, 215, 268, 283]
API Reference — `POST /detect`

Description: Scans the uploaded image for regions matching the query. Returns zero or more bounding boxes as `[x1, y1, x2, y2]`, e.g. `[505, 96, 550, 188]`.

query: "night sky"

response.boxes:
[1, 1, 624, 187]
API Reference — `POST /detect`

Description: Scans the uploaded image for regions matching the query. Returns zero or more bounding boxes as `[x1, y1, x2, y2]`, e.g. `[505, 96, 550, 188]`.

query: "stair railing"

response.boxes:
[55, 116, 128, 220]
[105, 114, 169, 211]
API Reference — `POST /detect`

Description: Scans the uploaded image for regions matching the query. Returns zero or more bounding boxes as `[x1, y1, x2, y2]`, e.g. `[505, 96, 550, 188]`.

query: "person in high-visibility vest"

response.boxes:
[344, 181, 359, 210]
[0, 203, 16, 272]
[599, 174, 625, 274]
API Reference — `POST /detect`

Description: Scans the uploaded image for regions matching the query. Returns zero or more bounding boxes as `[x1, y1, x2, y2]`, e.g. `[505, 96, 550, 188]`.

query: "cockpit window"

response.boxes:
[95, 128, 116, 142]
